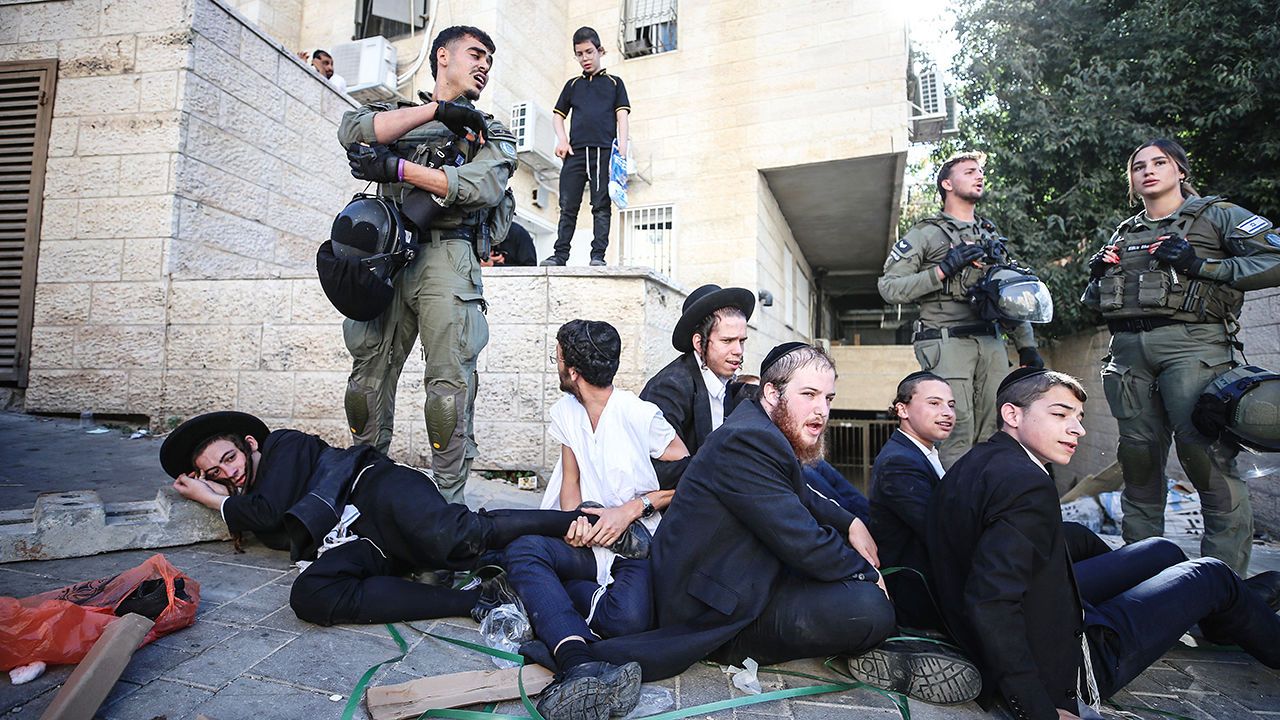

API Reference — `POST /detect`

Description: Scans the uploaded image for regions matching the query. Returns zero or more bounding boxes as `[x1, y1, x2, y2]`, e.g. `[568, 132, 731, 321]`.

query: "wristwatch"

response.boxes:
[639, 495, 655, 519]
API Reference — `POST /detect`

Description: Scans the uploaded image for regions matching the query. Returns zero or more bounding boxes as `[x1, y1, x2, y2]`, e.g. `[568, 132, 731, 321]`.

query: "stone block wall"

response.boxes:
[829, 344, 917, 412]
[1045, 286, 1280, 535]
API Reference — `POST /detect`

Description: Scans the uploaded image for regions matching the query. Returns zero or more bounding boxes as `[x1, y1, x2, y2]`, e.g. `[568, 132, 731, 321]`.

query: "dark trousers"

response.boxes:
[1081, 538, 1280, 698]
[289, 461, 582, 626]
[714, 575, 895, 667]
[554, 147, 611, 261]
[504, 535, 653, 650]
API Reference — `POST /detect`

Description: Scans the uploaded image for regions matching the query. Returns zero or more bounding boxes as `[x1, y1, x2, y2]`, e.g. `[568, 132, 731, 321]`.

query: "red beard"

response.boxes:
[768, 394, 826, 466]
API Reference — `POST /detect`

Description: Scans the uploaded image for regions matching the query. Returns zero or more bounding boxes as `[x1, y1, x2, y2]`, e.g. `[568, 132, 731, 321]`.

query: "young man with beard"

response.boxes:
[532, 343, 980, 720]
[868, 371, 954, 630]
[925, 368, 1280, 720]
[506, 320, 688, 720]
[879, 152, 1044, 468]
[161, 412, 648, 628]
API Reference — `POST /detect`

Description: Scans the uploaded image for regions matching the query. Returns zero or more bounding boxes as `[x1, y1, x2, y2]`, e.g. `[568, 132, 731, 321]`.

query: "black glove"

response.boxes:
[1088, 246, 1116, 280]
[1018, 347, 1045, 369]
[347, 143, 400, 183]
[434, 100, 488, 143]
[1153, 233, 1203, 275]
[937, 243, 985, 279]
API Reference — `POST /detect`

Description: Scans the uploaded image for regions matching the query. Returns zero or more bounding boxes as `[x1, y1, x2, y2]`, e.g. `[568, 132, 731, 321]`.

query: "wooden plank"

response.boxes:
[366, 664, 555, 720]
[38, 613, 155, 720]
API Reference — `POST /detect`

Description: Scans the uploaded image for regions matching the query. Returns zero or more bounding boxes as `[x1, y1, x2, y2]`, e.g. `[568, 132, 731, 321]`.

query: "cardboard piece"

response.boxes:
[366, 664, 555, 720]
[39, 613, 155, 720]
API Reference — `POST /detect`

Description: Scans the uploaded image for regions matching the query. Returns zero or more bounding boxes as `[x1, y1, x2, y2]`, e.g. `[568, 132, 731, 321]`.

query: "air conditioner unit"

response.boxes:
[910, 65, 960, 143]
[914, 66, 946, 118]
[510, 101, 561, 175]
[332, 36, 398, 103]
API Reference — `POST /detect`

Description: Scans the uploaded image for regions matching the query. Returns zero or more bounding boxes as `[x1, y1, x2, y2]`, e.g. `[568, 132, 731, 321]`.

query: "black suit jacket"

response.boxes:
[925, 432, 1085, 720]
[640, 352, 745, 489]
[869, 429, 942, 629]
[589, 399, 872, 680]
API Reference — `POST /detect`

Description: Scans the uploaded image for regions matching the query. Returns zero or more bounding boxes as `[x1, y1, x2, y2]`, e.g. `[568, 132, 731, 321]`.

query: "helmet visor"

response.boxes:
[996, 279, 1055, 323]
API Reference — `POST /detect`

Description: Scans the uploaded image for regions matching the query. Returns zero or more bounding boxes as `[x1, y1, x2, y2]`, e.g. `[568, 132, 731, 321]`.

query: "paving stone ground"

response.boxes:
[1, 412, 1278, 719]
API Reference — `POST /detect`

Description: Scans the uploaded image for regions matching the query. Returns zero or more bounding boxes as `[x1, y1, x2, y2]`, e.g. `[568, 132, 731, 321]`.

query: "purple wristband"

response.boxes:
[397, 158, 405, 182]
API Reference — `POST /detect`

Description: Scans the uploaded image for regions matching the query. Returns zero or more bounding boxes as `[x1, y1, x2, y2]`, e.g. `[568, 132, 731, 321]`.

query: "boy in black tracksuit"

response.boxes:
[542, 26, 630, 267]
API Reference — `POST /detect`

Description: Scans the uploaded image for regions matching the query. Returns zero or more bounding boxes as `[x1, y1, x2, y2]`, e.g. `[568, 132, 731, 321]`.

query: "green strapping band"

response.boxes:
[342, 623, 410, 720]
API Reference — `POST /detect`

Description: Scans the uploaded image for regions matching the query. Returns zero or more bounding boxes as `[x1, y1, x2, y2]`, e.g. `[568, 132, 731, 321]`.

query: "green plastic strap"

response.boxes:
[342, 623, 410, 720]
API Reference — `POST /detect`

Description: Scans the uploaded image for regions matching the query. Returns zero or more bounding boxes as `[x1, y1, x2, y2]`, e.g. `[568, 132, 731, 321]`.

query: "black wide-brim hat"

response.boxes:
[672, 284, 755, 353]
[159, 411, 269, 479]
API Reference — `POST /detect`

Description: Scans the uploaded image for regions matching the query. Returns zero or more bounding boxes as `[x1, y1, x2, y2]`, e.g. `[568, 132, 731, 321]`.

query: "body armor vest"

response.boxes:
[1097, 196, 1243, 322]
[923, 215, 1009, 303]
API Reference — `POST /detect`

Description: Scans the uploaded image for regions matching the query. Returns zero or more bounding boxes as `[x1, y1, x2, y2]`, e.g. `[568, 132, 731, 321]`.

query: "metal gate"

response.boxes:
[824, 418, 897, 493]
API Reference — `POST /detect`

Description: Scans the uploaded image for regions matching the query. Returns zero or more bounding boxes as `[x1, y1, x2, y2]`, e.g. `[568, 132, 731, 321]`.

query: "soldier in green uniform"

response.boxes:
[1082, 138, 1280, 575]
[336, 26, 518, 504]
[879, 152, 1044, 467]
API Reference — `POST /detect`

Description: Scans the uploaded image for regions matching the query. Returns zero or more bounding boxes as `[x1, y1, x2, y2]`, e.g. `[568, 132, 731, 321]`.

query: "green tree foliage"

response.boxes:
[940, 0, 1280, 337]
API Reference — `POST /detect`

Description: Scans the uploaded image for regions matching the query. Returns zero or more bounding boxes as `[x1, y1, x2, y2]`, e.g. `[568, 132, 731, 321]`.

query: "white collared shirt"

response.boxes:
[696, 353, 731, 431]
[899, 429, 945, 479]
[1020, 442, 1050, 476]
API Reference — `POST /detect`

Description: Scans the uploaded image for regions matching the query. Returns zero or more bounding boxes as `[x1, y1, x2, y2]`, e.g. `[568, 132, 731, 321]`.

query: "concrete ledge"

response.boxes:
[0, 487, 229, 563]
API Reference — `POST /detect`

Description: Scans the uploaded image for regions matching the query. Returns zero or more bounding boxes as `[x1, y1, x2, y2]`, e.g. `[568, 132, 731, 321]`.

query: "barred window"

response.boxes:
[619, 204, 675, 276]
[620, 0, 677, 58]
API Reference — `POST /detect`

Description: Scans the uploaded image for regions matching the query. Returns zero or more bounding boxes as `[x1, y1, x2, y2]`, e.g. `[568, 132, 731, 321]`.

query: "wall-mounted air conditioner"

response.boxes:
[510, 101, 562, 175]
[332, 36, 398, 103]
[910, 65, 959, 143]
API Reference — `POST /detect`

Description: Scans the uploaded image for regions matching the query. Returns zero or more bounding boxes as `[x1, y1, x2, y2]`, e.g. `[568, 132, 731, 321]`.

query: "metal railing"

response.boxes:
[825, 418, 898, 494]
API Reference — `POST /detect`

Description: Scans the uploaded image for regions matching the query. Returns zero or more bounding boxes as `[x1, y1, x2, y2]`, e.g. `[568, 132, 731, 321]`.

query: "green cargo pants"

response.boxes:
[342, 236, 489, 505]
[913, 333, 1010, 468]
[1101, 322, 1250, 575]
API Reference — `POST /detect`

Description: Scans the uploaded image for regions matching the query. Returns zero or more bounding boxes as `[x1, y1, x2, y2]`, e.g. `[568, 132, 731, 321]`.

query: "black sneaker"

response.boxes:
[577, 502, 652, 560]
[1245, 570, 1280, 613]
[470, 566, 521, 623]
[541, 256, 566, 266]
[846, 638, 982, 705]
[535, 660, 642, 720]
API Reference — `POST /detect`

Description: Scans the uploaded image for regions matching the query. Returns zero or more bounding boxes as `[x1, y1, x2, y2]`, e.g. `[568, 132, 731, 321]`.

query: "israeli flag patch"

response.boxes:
[1236, 215, 1270, 235]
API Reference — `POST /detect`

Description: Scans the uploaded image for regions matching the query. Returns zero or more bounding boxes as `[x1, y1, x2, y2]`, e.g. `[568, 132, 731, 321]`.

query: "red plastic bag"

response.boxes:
[0, 553, 200, 670]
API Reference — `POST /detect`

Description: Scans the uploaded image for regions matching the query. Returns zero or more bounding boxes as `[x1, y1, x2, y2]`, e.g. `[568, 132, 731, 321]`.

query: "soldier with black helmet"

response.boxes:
[1082, 138, 1280, 575]
[332, 25, 518, 504]
[879, 152, 1048, 468]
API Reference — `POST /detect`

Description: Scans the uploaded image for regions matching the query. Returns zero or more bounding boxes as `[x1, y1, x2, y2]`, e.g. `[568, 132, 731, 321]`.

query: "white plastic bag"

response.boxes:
[478, 603, 533, 669]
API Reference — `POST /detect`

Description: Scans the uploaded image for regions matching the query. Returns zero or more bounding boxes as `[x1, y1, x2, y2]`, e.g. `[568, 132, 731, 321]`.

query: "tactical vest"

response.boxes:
[1097, 196, 1243, 322]
[922, 215, 1007, 302]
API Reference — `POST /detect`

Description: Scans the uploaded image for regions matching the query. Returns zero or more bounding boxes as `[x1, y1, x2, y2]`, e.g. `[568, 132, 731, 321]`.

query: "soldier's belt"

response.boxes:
[1106, 317, 1183, 334]
[429, 227, 476, 243]
[912, 322, 998, 342]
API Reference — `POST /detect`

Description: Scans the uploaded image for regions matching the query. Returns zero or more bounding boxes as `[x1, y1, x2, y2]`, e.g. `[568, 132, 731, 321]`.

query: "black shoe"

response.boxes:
[470, 566, 521, 623]
[1245, 570, 1280, 613]
[577, 502, 652, 560]
[846, 638, 982, 705]
[535, 660, 642, 720]
[589, 258, 606, 267]
[541, 256, 566, 266]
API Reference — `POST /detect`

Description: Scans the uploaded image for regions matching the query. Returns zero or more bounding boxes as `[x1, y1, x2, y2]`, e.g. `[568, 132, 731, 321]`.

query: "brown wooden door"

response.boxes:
[0, 60, 57, 386]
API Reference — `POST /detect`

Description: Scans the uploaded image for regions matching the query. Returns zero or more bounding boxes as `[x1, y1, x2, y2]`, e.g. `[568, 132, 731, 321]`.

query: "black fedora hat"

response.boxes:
[159, 411, 269, 479]
[672, 284, 755, 353]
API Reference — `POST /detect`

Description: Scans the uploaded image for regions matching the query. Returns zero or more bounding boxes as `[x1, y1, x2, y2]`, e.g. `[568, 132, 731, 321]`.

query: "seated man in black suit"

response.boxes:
[869, 371, 954, 631]
[534, 343, 981, 720]
[926, 368, 1280, 720]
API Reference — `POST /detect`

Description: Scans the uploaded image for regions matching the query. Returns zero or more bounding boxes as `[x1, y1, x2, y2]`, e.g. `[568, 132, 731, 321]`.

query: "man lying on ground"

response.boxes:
[161, 411, 649, 627]
[926, 368, 1280, 720]
[506, 319, 688, 720]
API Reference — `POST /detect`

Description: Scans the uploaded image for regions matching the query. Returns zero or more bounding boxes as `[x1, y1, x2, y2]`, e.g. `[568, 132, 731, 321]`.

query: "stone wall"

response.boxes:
[1044, 286, 1280, 535]
[474, 267, 684, 474]
[829, 344, 917, 412]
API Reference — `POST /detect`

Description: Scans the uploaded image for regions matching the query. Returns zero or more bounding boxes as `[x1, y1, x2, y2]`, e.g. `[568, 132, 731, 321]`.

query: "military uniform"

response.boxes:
[336, 95, 518, 503]
[1082, 195, 1280, 575]
[879, 213, 1039, 467]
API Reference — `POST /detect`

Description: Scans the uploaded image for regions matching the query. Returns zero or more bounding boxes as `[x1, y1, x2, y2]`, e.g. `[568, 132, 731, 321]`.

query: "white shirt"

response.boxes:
[900, 429, 945, 479]
[695, 352, 730, 430]
[542, 389, 676, 585]
[329, 73, 348, 95]
[1020, 441, 1050, 476]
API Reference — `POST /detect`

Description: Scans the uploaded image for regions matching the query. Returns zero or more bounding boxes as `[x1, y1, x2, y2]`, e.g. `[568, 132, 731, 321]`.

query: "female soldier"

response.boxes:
[1082, 138, 1280, 575]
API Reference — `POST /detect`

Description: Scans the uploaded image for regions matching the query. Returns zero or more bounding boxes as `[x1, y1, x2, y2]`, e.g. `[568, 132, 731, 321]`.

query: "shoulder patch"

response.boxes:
[1266, 233, 1280, 249]
[1237, 215, 1271, 236]
[894, 238, 912, 254]
[495, 140, 517, 162]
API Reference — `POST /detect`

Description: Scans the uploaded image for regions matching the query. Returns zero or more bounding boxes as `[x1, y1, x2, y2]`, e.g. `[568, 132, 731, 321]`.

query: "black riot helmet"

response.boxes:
[1193, 365, 1280, 452]
[967, 264, 1054, 324]
[316, 194, 417, 321]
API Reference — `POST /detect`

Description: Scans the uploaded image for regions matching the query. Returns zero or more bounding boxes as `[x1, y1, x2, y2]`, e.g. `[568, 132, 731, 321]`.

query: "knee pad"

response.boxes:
[425, 382, 464, 452]
[344, 380, 375, 437]
[1116, 443, 1165, 504]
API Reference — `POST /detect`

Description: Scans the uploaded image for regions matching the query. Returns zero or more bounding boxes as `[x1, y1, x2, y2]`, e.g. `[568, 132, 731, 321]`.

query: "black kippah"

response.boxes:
[998, 366, 1049, 395]
[761, 342, 808, 376]
[900, 370, 937, 385]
